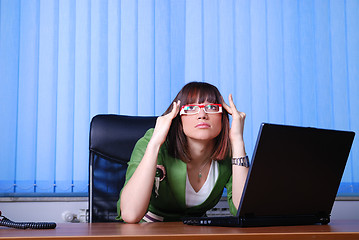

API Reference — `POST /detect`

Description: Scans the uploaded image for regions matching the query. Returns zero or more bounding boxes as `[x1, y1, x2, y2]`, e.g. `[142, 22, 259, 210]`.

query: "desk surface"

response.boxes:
[1, 220, 359, 240]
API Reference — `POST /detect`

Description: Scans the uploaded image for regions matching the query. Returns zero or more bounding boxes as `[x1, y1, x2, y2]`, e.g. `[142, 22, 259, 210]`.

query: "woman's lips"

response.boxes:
[195, 122, 211, 128]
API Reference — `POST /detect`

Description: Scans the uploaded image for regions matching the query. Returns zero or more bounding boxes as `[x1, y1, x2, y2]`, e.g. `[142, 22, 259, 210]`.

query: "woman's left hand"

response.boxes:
[222, 94, 248, 210]
[222, 94, 246, 144]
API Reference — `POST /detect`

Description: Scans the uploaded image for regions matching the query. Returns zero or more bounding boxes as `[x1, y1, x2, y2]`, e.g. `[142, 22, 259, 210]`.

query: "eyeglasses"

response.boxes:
[180, 104, 222, 115]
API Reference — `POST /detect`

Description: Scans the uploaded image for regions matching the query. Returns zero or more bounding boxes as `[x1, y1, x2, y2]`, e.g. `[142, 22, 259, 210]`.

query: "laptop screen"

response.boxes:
[238, 123, 355, 218]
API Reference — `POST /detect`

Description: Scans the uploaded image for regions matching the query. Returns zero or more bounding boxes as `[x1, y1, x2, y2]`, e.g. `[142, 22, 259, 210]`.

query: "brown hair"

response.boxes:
[163, 82, 231, 162]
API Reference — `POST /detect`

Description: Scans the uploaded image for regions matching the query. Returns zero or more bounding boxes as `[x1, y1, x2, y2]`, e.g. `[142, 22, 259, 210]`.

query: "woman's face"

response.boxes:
[180, 100, 222, 143]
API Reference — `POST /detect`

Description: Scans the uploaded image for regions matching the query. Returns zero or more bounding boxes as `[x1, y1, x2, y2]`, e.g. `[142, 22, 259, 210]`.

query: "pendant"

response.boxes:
[155, 177, 160, 198]
[198, 173, 202, 178]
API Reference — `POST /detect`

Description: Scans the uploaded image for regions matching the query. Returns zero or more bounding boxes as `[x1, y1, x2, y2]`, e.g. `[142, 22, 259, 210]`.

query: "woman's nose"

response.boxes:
[197, 108, 208, 119]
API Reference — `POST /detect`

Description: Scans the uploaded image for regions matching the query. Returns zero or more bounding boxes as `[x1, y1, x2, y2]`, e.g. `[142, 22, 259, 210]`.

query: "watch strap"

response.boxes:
[232, 156, 250, 168]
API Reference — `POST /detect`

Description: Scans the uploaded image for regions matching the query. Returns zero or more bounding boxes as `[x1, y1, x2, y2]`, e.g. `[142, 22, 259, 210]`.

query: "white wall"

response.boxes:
[0, 198, 88, 223]
[331, 200, 359, 220]
[0, 198, 358, 223]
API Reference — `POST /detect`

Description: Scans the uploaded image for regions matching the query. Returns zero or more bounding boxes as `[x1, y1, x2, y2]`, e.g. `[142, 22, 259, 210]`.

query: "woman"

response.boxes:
[117, 82, 248, 223]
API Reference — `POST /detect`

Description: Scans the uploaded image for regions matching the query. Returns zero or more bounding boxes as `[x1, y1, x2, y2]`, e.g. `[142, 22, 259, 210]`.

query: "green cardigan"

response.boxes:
[116, 129, 237, 222]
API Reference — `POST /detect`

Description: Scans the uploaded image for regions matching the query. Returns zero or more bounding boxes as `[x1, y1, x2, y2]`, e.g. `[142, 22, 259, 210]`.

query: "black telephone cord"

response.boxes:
[0, 213, 56, 229]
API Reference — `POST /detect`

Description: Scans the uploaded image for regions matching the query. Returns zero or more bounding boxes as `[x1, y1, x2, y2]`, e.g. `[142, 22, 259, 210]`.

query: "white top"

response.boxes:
[185, 160, 219, 207]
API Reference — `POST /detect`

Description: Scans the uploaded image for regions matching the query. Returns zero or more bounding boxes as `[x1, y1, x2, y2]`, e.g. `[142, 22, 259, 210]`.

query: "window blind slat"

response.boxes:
[0, 0, 20, 193]
[299, 0, 318, 127]
[90, 0, 108, 117]
[154, 0, 171, 116]
[170, 0, 186, 101]
[345, 0, 359, 191]
[203, 0, 219, 87]
[120, 0, 137, 116]
[185, 0, 203, 83]
[55, 0, 75, 193]
[218, 0, 234, 98]
[36, 0, 58, 193]
[267, 0, 285, 125]
[330, 0, 350, 131]
[250, 0, 269, 142]
[16, 0, 39, 193]
[233, 0, 254, 159]
[72, 0, 91, 194]
[138, 0, 155, 116]
[283, 0, 302, 126]
[108, 0, 121, 115]
[314, 0, 334, 129]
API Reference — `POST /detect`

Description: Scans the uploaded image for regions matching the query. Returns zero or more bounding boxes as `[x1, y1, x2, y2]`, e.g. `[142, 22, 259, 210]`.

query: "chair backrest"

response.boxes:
[89, 114, 157, 222]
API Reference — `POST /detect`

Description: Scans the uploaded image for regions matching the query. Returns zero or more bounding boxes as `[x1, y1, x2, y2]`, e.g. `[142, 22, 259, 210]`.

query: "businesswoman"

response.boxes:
[117, 82, 249, 223]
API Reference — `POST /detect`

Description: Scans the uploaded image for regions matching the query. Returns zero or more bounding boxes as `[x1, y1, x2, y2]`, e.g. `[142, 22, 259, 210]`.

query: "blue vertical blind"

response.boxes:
[0, 0, 358, 196]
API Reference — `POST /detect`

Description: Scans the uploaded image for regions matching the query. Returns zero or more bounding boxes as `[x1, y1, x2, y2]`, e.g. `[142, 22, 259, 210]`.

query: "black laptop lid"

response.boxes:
[238, 123, 355, 218]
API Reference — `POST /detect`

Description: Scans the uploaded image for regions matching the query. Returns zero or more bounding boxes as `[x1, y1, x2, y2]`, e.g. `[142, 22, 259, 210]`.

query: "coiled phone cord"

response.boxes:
[0, 211, 56, 229]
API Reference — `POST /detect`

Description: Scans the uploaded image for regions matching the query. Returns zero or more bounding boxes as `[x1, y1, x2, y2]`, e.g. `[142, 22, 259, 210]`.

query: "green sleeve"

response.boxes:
[225, 175, 238, 216]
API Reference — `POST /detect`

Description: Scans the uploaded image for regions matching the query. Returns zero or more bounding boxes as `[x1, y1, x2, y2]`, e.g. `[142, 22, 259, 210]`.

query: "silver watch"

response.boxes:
[232, 156, 250, 168]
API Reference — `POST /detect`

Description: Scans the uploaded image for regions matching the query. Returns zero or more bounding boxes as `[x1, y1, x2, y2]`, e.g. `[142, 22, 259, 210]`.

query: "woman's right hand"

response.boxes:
[150, 100, 181, 147]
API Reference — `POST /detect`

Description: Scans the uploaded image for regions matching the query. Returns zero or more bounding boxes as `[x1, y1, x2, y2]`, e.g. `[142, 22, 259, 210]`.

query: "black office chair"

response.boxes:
[89, 114, 157, 222]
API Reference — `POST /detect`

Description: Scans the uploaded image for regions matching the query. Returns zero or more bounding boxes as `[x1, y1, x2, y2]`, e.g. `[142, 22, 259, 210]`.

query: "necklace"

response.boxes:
[198, 159, 212, 178]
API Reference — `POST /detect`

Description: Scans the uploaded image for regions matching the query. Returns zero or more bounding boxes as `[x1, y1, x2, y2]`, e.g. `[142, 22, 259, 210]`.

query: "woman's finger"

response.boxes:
[169, 100, 181, 119]
[228, 94, 239, 113]
[221, 96, 233, 115]
[227, 94, 242, 118]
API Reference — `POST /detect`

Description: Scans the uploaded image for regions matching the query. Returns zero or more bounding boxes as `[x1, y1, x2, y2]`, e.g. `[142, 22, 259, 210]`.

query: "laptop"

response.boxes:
[183, 123, 355, 227]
